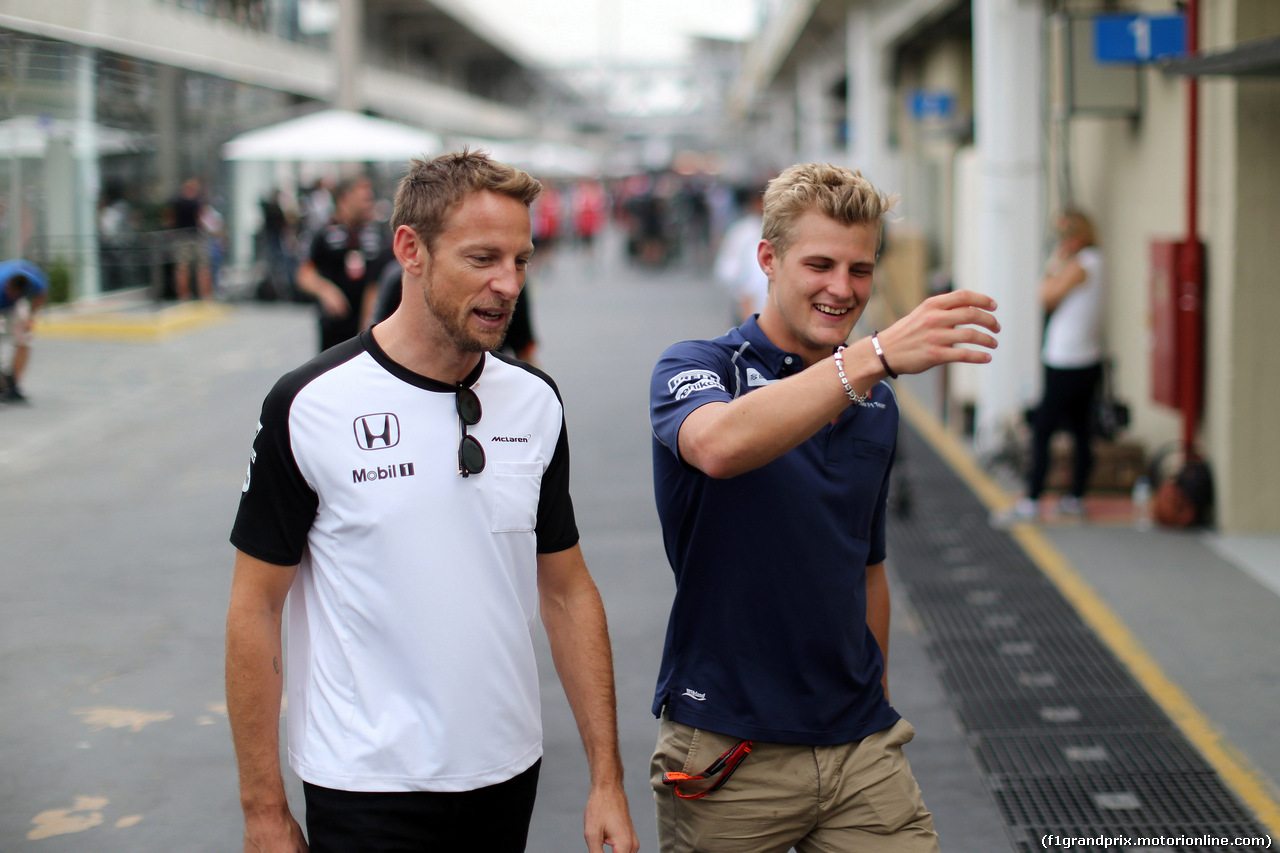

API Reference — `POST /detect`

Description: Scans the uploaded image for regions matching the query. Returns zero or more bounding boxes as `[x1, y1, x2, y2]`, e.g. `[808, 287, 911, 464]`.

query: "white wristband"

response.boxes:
[833, 346, 869, 405]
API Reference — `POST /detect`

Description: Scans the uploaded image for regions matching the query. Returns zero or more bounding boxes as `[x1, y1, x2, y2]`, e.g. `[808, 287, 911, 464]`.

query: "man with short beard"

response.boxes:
[226, 150, 638, 853]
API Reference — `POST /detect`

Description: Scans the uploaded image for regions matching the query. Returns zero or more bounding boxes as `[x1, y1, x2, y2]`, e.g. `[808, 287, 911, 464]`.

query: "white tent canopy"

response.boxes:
[222, 109, 442, 163]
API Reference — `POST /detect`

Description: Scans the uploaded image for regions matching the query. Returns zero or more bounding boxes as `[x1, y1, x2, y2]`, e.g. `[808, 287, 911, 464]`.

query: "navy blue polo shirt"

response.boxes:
[649, 316, 901, 744]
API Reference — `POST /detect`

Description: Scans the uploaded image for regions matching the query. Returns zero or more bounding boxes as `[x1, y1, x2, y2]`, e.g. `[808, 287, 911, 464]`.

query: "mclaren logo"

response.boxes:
[354, 413, 400, 450]
[353, 463, 416, 483]
[491, 434, 530, 443]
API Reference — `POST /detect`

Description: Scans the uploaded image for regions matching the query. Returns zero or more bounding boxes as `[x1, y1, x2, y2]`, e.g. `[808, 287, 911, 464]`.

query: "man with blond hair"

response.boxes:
[648, 162, 1000, 852]
[227, 150, 637, 853]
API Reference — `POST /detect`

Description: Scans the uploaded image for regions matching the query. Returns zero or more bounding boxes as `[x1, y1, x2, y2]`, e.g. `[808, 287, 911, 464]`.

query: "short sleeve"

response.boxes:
[230, 379, 319, 567]
[535, 413, 579, 554]
[649, 340, 735, 463]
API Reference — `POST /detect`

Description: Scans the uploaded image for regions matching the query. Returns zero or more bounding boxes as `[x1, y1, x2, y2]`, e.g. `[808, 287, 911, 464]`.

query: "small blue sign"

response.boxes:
[1094, 13, 1186, 63]
[910, 90, 955, 122]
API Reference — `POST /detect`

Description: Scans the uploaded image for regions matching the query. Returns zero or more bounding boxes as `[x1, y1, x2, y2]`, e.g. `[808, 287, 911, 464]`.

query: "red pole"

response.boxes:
[1179, 0, 1202, 458]
[1186, 0, 1198, 241]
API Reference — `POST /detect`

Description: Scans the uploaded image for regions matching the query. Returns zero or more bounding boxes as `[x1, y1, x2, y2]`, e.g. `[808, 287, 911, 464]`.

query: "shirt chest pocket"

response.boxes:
[827, 434, 892, 470]
[489, 461, 543, 533]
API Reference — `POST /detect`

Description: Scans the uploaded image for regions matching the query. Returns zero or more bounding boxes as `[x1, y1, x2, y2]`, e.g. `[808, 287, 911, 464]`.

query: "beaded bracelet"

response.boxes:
[871, 331, 898, 379]
[833, 345, 868, 405]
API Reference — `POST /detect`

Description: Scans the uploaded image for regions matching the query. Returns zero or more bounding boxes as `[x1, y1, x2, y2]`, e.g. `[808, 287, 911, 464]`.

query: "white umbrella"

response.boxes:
[222, 109, 442, 163]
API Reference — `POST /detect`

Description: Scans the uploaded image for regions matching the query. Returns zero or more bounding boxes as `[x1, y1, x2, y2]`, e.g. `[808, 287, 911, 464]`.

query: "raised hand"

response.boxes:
[870, 289, 999, 376]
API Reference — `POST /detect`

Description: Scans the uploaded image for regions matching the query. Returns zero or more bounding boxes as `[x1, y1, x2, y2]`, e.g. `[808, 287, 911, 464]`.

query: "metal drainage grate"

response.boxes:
[990, 773, 1256, 826]
[932, 651, 1139, 699]
[951, 693, 1173, 733]
[886, 425, 1269, 846]
[972, 730, 1214, 777]
[908, 594, 1088, 638]
[906, 574, 1063, 600]
[929, 631, 1117, 663]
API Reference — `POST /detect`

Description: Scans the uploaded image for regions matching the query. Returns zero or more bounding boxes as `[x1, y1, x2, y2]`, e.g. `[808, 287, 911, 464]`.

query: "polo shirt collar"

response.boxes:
[737, 315, 807, 379]
[361, 329, 486, 392]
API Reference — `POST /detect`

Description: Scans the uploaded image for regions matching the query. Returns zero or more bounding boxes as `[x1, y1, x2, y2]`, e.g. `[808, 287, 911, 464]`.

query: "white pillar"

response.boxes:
[43, 139, 75, 255]
[335, 0, 363, 110]
[155, 65, 182, 206]
[6, 153, 22, 260]
[74, 47, 102, 300]
[972, 0, 1045, 454]
[797, 60, 826, 163]
[845, 7, 893, 186]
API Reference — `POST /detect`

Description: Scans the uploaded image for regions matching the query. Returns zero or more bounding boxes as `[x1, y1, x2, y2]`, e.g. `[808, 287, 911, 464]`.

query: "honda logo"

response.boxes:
[353, 413, 400, 450]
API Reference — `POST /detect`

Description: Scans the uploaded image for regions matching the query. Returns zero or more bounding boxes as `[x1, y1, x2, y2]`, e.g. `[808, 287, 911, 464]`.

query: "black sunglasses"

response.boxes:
[456, 385, 485, 477]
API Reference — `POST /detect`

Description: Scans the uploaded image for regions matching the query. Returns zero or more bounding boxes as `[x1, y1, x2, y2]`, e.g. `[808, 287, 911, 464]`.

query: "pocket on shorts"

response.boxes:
[651, 717, 695, 791]
[861, 719, 929, 833]
[489, 462, 542, 533]
[650, 718, 740, 794]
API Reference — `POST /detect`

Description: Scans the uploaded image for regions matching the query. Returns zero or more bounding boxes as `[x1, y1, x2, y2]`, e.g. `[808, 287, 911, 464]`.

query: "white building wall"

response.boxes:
[1064, 0, 1280, 530]
[1066, 69, 1187, 453]
[1216, 1, 1280, 530]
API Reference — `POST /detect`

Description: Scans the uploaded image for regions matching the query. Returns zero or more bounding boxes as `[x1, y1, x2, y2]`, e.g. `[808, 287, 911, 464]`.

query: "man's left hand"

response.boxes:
[872, 289, 999, 376]
[584, 782, 639, 853]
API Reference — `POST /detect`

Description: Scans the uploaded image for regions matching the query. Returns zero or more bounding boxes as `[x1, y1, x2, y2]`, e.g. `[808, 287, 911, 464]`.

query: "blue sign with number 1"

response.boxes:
[1094, 13, 1186, 64]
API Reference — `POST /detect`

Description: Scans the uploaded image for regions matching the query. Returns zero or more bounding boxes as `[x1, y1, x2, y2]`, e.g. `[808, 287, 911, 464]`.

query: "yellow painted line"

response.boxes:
[897, 384, 1280, 836]
[37, 300, 230, 341]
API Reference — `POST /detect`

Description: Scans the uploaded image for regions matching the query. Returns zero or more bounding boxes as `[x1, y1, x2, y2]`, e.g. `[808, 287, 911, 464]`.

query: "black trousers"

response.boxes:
[303, 759, 541, 853]
[1027, 363, 1102, 500]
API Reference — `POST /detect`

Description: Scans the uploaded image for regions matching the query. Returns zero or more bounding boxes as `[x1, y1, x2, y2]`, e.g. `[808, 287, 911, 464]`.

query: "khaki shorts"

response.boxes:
[172, 233, 207, 268]
[651, 716, 939, 853]
[0, 299, 32, 348]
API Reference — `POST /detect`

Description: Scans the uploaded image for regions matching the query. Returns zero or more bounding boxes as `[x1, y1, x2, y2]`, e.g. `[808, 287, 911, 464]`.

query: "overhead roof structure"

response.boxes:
[1162, 34, 1280, 77]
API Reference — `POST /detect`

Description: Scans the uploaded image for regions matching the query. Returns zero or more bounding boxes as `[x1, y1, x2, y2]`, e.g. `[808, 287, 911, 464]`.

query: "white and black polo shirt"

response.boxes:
[231, 330, 577, 792]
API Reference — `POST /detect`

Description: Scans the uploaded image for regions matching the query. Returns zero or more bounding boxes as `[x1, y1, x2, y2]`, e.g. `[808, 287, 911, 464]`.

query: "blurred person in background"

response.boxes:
[200, 198, 227, 296]
[299, 177, 335, 245]
[294, 175, 389, 352]
[256, 187, 299, 302]
[98, 183, 135, 292]
[0, 259, 48, 404]
[531, 182, 563, 255]
[648, 162, 1000, 853]
[226, 150, 637, 853]
[573, 180, 607, 251]
[166, 177, 213, 300]
[713, 185, 769, 323]
[997, 209, 1107, 524]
